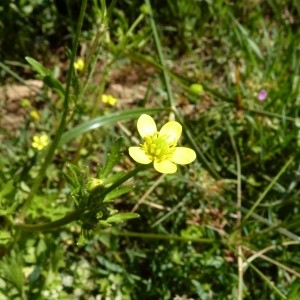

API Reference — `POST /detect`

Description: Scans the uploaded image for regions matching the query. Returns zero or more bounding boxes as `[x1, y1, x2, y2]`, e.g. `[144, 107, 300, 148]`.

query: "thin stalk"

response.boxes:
[0, 62, 37, 87]
[15, 210, 81, 232]
[174, 111, 220, 179]
[143, 1, 220, 180]
[145, 0, 175, 109]
[99, 164, 149, 198]
[15, 164, 147, 231]
[97, 229, 214, 243]
[20, 0, 88, 219]
[243, 243, 300, 278]
[242, 155, 294, 223]
[226, 121, 243, 300]
[241, 207, 300, 242]
[248, 262, 287, 299]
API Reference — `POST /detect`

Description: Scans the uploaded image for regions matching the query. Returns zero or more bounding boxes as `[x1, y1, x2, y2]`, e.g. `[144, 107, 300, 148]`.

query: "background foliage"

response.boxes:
[1, 0, 300, 299]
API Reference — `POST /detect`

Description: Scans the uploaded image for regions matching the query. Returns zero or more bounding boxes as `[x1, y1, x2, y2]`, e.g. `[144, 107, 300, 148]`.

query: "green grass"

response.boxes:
[0, 0, 300, 299]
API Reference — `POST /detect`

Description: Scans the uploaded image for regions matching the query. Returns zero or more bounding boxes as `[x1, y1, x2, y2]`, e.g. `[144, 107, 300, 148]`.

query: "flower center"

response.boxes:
[141, 132, 176, 162]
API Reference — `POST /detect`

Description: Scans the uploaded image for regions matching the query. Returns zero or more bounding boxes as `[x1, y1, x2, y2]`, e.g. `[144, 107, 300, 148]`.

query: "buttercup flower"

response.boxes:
[129, 114, 196, 174]
[30, 110, 40, 121]
[32, 133, 50, 151]
[102, 94, 118, 106]
[74, 58, 85, 72]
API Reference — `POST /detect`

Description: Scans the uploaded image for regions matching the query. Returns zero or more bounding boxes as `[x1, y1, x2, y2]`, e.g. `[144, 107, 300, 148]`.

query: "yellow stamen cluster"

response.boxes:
[141, 133, 176, 163]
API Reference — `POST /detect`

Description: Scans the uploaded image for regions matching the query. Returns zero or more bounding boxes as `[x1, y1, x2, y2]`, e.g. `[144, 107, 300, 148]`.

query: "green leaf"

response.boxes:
[59, 108, 166, 146]
[25, 57, 65, 97]
[233, 20, 263, 60]
[101, 138, 123, 178]
[63, 172, 76, 189]
[102, 171, 126, 186]
[0, 231, 11, 246]
[43, 75, 65, 97]
[105, 212, 140, 223]
[65, 163, 84, 188]
[25, 56, 49, 77]
[0, 251, 24, 294]
[0, 180, 18, 216]
[77, 233, 87, 246]
[0, 180, 14, 198]
[103, 185, 133, 203]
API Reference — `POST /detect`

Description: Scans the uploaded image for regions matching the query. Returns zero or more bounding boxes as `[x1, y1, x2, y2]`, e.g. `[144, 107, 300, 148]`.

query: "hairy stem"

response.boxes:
[20, 0, 88, 219]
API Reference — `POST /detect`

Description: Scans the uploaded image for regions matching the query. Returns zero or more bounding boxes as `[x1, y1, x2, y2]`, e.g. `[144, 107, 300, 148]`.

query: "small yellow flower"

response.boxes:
[102, 94, 118, 106]
[30, 110, 40, 121]
[32, 133, 50, 151]
[129, 114, 196, 174]
[74, 58, 85, 72]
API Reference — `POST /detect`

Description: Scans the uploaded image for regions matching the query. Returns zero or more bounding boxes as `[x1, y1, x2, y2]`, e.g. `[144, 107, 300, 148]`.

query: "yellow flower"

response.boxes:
[32, 133, 50, 151]
[74, 58, 85, 72]
[30, 110, 40, 121]
[102, 94, 118, 106]
[129, 114, 196, 174]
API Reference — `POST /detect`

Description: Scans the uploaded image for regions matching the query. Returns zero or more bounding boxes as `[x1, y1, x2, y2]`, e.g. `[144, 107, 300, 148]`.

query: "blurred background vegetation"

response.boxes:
[1, 0, 300, 299]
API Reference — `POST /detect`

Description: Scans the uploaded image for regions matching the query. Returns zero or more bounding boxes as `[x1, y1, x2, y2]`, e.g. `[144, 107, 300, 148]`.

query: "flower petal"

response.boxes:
[170, 147, 196, 165]
[159, 121, 182, 143]
[137, 114, 157, 138]
[154, 160, 177, 174]
[129, 147, 152, 164]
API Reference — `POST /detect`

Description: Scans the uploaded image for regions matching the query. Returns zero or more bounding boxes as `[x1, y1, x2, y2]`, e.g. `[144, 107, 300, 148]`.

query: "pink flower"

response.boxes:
[257, 89, 267, 101]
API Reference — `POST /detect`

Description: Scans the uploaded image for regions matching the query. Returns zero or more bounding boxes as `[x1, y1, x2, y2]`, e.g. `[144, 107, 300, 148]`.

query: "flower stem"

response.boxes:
[99, 164, 149, 198]
[15, 164, 148, 232]
[15, 210, 81, 232]
[145, 0, 175, 109]
[19, 0, 87, 219]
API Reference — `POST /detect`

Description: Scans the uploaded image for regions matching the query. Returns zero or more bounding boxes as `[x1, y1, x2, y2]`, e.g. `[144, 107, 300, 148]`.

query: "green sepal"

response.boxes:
[100, 138, 123, 178]
[103, 185, 133, 203]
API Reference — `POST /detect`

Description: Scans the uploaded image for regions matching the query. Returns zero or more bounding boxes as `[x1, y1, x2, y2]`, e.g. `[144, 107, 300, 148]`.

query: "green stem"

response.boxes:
[20, 0, 87, 219]
[15, 164, 148, 231]
[247, 262, 287, 299]
[242, 156, 294, 223]
[145, 0, 175, 109]
[15, 210, 81, 232]
[98, 229, 214, 243]
[99, 164, 149, 198]
[144, 1, 220, 180]
[174, 110, 220, 179]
